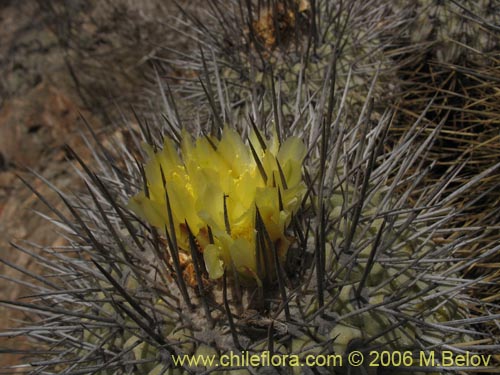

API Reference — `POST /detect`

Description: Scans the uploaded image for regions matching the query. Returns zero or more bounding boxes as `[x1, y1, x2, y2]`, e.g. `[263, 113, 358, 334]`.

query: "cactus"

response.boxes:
[391, 0, 499, 63]
[1, 1, 499, 374]
[390, 0, 500, 296]
[166, 0, 407, 124]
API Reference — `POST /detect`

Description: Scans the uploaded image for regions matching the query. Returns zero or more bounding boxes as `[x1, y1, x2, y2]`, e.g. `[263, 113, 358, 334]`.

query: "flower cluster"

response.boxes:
[129, 128, 306, 284]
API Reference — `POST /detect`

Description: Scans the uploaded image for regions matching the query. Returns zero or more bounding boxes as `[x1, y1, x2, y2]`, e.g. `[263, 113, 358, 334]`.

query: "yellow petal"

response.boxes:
[160, 137, 181, 168]
[277, 136, 306, 186]
[218, 127, 251, 176]
[230, 238, 257, 278]
[128, 192, 167, 228]
[204, 244, 225, 279]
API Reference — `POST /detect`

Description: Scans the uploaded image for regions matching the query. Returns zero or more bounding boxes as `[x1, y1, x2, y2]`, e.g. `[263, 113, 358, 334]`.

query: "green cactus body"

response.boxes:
[2, 1, 499, 375]
[392, 0, 499, 62]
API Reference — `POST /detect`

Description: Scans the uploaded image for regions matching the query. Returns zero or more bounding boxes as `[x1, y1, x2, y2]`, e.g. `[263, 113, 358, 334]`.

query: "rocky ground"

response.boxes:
[0, 0, 197, 367]
[1, 2, 88, 367]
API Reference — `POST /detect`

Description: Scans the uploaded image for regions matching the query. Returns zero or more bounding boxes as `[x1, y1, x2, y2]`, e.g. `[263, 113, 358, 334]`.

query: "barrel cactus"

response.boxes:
[391, 0, 499, 63]
[389, 0, 500, 292]
[1, 1, 499, 374]
[167, 0, 406, 124]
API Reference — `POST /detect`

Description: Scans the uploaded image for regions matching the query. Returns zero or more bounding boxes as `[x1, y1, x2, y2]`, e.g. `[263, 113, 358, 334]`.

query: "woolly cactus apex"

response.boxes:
[129, 128, 306, 283]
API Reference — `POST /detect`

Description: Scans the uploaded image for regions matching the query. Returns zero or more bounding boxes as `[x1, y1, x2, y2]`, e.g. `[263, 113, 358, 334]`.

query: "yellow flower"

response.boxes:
[129, 128, 306, 284]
